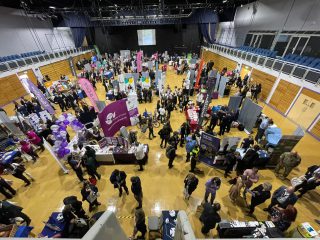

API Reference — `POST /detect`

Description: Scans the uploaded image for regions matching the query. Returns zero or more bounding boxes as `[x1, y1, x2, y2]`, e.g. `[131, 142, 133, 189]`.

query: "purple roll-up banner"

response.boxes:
[21, 77, 55, 115]
[99, 98, 139, 137]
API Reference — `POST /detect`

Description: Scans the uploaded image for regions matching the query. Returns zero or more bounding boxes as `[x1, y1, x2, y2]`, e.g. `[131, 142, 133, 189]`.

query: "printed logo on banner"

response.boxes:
[106, 112, 116, 125]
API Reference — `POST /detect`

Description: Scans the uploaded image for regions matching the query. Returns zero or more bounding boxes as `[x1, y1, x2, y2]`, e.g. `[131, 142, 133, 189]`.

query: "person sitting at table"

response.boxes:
[0, 200, 31, 226]
[269, 204, 297, 232]
[241, 135, 254, 152]
[110, 169, 129, 197]
[130, 207, 147, 240]
[247, 182, 272, 216]
[199, 202, 221, 236]
[204, 177, 221, 204]
[81, 181, 101, 212]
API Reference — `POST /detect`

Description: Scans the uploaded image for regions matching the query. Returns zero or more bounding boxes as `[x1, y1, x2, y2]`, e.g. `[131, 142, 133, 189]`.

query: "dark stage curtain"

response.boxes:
[71, 28, 86, 48]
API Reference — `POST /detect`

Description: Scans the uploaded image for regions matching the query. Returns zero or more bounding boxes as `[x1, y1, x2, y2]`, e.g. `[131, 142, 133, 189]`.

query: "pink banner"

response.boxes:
[137, 51, 143, 72]
[78, 78, 99, 112]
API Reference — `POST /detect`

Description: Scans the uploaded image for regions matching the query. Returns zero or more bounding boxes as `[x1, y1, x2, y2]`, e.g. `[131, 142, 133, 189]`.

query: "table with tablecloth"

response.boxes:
[162, 210, 179, 240]
[40, 212, 66, 238]
[185, 108, 199, 132]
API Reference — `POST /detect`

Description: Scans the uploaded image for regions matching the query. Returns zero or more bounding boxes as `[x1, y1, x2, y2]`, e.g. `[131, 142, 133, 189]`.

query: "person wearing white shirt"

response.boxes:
[159, 106, 166, 123]
[196, 93, 204, 106]
[135, 143, 145, 171]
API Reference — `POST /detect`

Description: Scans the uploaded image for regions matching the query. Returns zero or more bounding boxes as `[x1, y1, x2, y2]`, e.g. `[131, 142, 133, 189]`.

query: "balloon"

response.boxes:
[60, 131, 67, 138]
[62, 113, 68, 118]
[59, 125, 67, 131]
[63, 120, 70, 125]
[50, 125, 59, 131]
[58, 115, 65, 121]
[61, 141, 68, 148]
[64, 149, 70, 155]
[67, 115, 76, 122]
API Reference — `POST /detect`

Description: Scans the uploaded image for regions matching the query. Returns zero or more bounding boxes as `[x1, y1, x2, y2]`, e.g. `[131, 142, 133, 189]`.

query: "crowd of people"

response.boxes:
[0, 50, 318, 239]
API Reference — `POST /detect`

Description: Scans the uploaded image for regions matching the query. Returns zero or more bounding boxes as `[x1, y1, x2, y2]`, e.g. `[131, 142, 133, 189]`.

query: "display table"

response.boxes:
[40, 212, 66, 238]
[86, 145, 115, 164]
[237, 148, 270, 168]
[185, 108, 199, 132]
[217, 220, 284, 238]
[162, 210, 178, 240]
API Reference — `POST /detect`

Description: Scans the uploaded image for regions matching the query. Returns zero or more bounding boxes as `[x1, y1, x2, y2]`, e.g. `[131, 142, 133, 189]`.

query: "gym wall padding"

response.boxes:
[250, 69, 277, 101]
[228, 96, 242, 112]
[238, 98, 263, 133]
[201, 49, 237, 72]
[0, 74, 27, 106]
[269, 79, 300, 114]
[40, 59, 72, 81]
[18, 69, 38, 85]
[310, 119, 320, 139]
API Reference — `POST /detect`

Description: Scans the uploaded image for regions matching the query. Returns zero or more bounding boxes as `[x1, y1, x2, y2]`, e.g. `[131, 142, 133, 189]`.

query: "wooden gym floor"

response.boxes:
[1, 66, 320, 238]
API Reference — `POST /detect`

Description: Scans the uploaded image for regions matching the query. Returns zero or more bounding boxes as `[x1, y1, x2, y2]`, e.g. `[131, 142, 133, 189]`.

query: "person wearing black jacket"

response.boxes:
[0, 177, 16, 199]
[200, 202, 221, 235]
[159, 123, 172, 148]
[168, 131, 180, 149]
[209, 112, 219, 131]
[180, 123, 186, 147]
[67, 155, 85, 182]
[54, 94, 66, 112]
[247, 182, 272, 215]
[224, 151, 240, 178]
[184, 173, 199, 200]
[219, 115, 228, 136]
[240, 145, 260, 172]
[166, 144, 176, 169]
[0, 201, 31, 225]
[131, 176, 143, 209]
[81, 181, 101, 212]
[110, 169, 129, 197]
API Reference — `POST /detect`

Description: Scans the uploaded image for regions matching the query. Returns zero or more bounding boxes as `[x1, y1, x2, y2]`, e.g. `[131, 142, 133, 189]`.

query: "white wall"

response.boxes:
[215, 21, 236, 47]
[0, 7, 75, 56]
[216, 0, 320, 47]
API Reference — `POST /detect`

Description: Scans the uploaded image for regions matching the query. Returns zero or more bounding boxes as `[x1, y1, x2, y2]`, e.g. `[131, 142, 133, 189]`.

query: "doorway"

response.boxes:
[239, 64, 252, 80]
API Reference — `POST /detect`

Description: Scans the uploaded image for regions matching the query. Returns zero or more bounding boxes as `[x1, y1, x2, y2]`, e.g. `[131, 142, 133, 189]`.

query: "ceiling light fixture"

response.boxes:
[223, 0, 228, 3]
[49, 6, 56, 9]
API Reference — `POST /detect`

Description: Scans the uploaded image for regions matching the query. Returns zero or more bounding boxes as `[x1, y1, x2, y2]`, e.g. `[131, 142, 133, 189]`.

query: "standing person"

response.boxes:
[135, 142, 145, 171]
[159, 123, 172, 148]
[166, 144, 176, 169]
[185, 134, 197, 162]
[19, 140, 39, 162]
[209, 112, 218, 131]
[224, 151, 240, 178]
[240, 145, 260, 171]
[166, 101, 174, 119]
[26, 130, 45, 152]
[270, 205, 297, 232]
[255, 117, 272, 143]
[179, 123, 186, 147]
[158, 105, 166, 123]
[131, 176, 143, 209]
[130, 207, 147, 240]
[199, 203, 221, 236]
[254, 84, 262, 102]
[110, 169, 129, 197]
[204, 177, 221, 205]
[67, 155, 85, 182]
[147, 117, 155, 140]
[189, 145, 200, 173]
[0, 201, 31, 226]
[219, 115, 228, 136]
[242, 167, 260, 199]
[0, 177, 16, 199]
[4, 163, 34, 187]
[83, 147, 101, 180]
[264, 186, 298, 212]
[241, 135, 254, 152]
[81, 181, 101, 212]
[274, 151, 301, 180]
[184, 173, 199, 200]
[247, 182, 272, 216]
[168, 131, 180, 149]
[229, 176, 245, 203]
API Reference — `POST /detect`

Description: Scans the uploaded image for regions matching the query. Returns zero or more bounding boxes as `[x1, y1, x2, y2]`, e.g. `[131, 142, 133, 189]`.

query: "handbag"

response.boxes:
[87, 191, 97, 203]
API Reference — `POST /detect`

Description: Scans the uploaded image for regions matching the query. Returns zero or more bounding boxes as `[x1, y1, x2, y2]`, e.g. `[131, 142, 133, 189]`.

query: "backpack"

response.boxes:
[166, 146, 175, 158]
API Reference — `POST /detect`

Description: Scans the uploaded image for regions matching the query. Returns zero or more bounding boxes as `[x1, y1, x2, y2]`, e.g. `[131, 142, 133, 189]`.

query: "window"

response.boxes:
[284, 37, 299, 56]
[274, 35, 290, 56]
[260, 35, 275, 49]
[244, 34, 253, 46]
[303, 36, 320, 58]
[294, 37, 308, 55]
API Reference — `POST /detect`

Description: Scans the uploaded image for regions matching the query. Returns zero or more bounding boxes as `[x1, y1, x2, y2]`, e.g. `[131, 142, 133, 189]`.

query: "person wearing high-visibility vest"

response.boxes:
[189, 145, 200, 173]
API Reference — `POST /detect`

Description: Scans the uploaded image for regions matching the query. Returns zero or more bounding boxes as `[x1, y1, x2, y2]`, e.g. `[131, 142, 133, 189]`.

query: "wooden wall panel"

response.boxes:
[269, 80, 300, 114]
[39, 60, 71, 81]
[0, 74, 27, 106]
[310, 119, 320, 138]
[201, 50, 237, 72]
[250, 69, 277, 101]
[301, 88, 320, 102]
[18, 69, 37, 85]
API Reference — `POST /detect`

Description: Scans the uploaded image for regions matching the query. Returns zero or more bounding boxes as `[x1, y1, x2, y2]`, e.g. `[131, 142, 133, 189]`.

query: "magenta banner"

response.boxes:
[137, 51, 143, 73]
[99, 98, 139, 137]
[78, 78, 99, 112]
[22, 78, 55, 114]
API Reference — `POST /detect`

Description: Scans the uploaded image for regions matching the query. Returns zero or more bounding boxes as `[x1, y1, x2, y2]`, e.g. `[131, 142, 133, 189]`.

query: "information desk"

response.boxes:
[162, 210, 178, 240]
[86, 144, 149, 165]
[217, 220, 284, 238]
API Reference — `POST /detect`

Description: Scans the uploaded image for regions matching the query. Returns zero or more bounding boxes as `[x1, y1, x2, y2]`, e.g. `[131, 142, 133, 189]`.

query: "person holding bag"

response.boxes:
[81, 181, 101, 212]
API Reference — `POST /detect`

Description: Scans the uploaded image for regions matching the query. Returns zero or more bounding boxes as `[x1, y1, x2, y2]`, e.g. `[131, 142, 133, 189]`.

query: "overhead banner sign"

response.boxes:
[78, 78, 99, 112]
[20, 77, 55, 115]
[99, 98, 139, 137]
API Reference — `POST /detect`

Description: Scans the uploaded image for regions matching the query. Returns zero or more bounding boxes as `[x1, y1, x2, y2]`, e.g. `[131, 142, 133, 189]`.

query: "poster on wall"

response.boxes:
[99, 98, 139, 137]
[141, 72, 151, 89]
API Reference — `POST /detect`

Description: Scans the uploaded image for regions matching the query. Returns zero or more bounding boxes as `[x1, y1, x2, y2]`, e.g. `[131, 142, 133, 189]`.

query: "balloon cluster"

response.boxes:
[50, 113, 84, 159]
